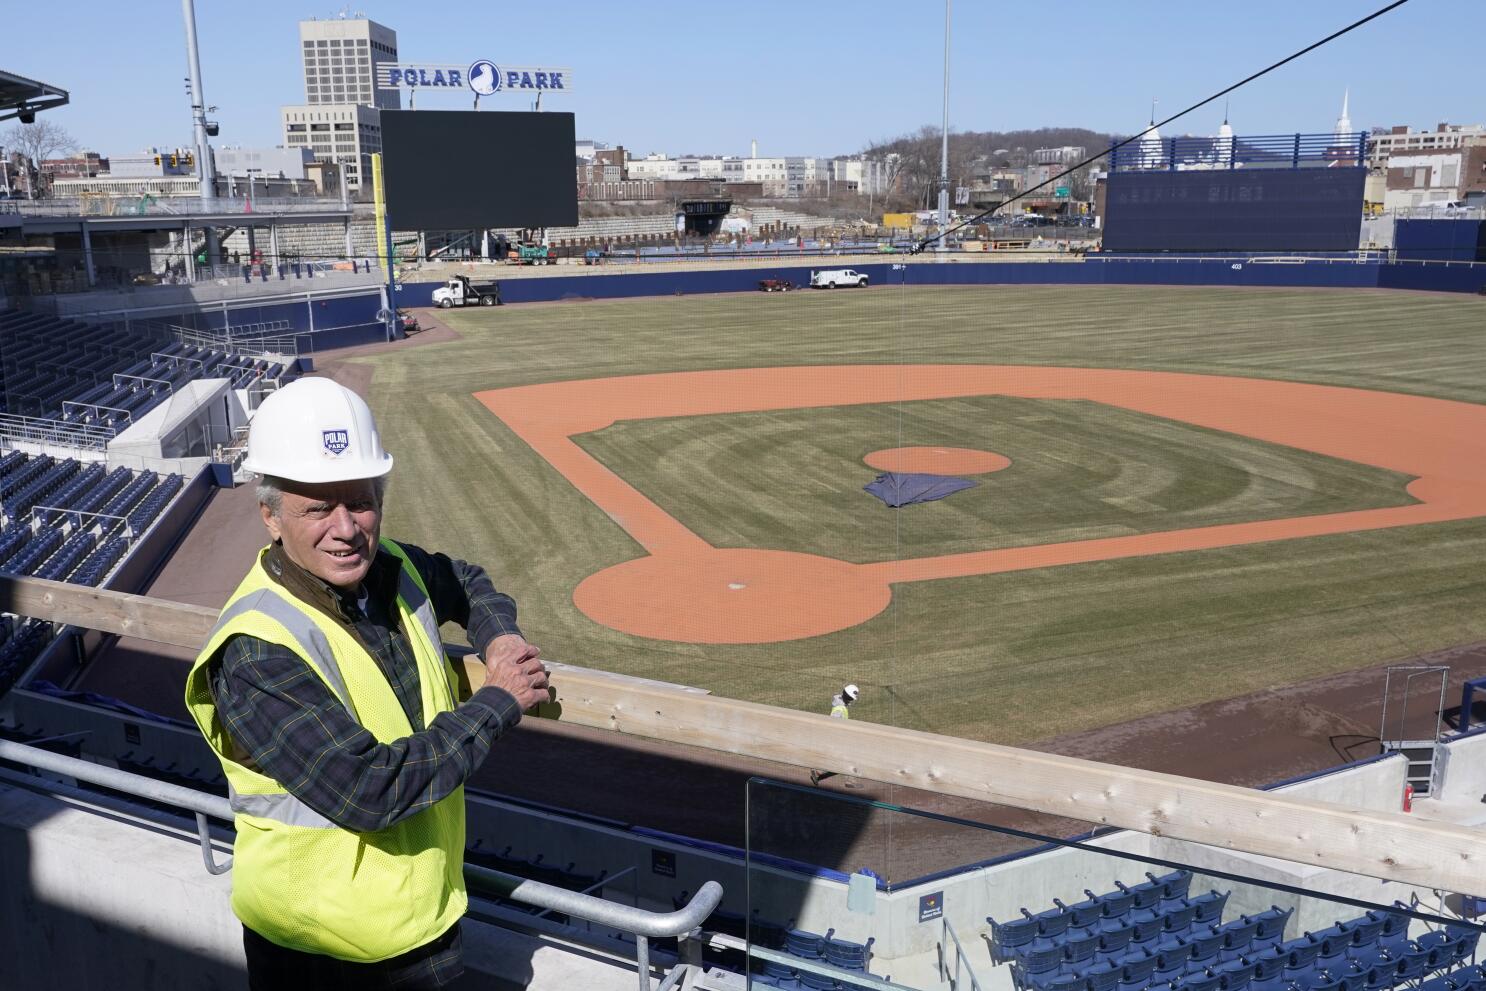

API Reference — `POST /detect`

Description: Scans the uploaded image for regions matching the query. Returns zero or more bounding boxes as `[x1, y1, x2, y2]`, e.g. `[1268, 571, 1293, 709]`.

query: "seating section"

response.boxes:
[0, 309, 291, 427]
[992, 875, 1481, 991]
[662, 893, 885, 989]
[0, 451, 186, 695]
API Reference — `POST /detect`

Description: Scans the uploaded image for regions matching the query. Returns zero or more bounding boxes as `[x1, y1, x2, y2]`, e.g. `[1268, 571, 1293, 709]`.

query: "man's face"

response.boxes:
[261, 478, 382, 589]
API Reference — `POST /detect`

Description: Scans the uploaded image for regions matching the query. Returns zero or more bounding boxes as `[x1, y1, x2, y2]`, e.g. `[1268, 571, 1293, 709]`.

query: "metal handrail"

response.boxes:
[941, 917, 986, 991]
[0, 737, 723, 988]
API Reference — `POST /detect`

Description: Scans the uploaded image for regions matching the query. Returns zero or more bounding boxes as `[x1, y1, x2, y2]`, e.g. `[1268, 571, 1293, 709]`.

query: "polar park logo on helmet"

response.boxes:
[322, 429, 351, 457]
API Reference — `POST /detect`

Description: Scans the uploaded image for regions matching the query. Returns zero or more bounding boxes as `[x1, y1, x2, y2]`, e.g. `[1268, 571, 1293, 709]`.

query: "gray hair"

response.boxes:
[256, 474, 387, 517]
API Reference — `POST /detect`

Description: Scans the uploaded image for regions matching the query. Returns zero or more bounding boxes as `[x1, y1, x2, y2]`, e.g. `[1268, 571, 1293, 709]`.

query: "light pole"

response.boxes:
[181, 0, 218, 204]
[245, 167, 261, 208]
[937, 0, 952, 253]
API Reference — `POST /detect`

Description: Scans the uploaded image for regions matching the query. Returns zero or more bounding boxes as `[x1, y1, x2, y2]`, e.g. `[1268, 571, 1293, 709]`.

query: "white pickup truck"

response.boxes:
[809, 268, 869, 289]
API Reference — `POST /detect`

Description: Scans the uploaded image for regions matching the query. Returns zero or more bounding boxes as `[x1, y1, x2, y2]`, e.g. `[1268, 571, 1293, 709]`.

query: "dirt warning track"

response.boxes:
[475, 365, 1486, 644]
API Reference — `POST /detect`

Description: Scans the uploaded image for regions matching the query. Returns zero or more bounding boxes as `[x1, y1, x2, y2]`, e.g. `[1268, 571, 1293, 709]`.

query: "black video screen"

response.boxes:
[381, 110, 578, 230]
[1103, 169, 1365, 252]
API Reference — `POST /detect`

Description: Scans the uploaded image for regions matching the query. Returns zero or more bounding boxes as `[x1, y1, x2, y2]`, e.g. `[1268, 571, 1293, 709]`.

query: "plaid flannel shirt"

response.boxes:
[208, 540, 526, 833]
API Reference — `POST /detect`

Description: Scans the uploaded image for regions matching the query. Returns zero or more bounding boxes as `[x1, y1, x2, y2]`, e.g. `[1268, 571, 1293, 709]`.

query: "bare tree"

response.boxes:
[2, 119, 77, 197]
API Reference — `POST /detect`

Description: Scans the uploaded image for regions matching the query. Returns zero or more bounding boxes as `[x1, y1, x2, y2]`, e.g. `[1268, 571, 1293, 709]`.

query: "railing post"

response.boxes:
[636, 934, 651, 991]
[1292, 133, 1301, 168]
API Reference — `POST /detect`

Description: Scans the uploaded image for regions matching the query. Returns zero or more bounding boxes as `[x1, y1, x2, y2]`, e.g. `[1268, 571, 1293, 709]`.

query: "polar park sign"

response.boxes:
[375, 61, 573, 97]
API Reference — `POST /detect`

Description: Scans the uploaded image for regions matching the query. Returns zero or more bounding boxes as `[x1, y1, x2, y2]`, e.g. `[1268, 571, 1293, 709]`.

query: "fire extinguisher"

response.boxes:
[1402, 783, 1414, 813]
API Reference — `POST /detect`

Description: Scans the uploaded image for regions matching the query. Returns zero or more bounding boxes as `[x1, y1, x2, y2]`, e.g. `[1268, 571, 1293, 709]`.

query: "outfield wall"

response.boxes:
[401, 257, 1484, 308]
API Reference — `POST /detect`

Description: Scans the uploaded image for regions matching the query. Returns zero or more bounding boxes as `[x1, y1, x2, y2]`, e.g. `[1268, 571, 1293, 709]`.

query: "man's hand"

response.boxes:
[482, 634, 549, 711]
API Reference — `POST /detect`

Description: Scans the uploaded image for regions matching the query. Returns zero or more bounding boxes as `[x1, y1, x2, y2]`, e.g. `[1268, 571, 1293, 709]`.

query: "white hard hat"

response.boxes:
[241, 377, 393, 484]
[843, 684, 860, 702]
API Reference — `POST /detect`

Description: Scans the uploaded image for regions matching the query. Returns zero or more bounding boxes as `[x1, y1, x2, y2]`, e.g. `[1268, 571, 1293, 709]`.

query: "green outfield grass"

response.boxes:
[354, 285, 1486, 743]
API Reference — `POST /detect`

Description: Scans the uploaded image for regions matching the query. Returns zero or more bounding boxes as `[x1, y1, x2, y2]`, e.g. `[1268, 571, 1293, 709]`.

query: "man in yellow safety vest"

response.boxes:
[185, 377, 550, 989]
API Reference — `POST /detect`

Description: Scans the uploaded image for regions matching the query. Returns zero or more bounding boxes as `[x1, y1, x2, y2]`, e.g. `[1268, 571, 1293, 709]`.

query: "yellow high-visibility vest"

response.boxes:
[831, 703, 850, 719]
[185, 539, 467, 962]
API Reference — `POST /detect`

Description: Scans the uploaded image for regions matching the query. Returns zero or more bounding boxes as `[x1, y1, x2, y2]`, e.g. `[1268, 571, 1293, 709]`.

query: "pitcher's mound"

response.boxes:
[864, 446, 1010, 475]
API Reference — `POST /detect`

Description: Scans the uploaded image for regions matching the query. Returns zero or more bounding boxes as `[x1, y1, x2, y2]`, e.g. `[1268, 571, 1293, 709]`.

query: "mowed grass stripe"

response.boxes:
[352, 285, 1486, 744]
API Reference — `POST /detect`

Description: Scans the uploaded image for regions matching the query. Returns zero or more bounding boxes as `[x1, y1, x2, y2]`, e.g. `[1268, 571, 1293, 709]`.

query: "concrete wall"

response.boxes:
[1433, 730, 1486, 805]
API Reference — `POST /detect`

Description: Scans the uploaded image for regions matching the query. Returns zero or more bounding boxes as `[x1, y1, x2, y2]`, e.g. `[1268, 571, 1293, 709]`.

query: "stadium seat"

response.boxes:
[1249, 954, 1289, 991]
[1188, 891, 1230, 927]
[1176, 974, 1222, 991]
[1214, 958, 1258, 991]
[1056, 897, 1108, 931]
[1248, 908, 1295, 951]
[1120, 878, 1165, 914]
[992, 915, 1043, 963]
[1088, 887, 1137, 922]
[1101, 924, 1137, 959]
[822, 931, 872, 973]
[1080, 961, 1119, 991]
[1063, 932, 1102, 973]
[1183, 930, 1226, 969]
[1217, 919, 1260, 963]
[785, 929, 827, 962]
[1120, 950, 1158, 982]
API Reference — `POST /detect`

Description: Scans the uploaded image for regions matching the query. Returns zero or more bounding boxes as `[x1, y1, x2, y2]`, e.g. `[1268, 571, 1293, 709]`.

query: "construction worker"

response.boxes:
[811, 684, 861, 786]
[832, 683, 860, 719]
[184, 377, 549, 989]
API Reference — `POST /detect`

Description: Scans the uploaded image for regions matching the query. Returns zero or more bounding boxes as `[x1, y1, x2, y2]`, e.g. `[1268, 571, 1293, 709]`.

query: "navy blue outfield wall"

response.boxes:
[401, 256, 1484, 307]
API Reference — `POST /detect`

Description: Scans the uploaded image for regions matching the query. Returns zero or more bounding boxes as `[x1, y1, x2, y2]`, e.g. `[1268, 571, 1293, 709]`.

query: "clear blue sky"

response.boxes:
[5, 0, 1479, 159]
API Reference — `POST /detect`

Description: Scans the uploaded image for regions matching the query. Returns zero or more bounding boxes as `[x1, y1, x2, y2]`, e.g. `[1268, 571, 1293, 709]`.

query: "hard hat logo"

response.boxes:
[322, 429, 351, 457]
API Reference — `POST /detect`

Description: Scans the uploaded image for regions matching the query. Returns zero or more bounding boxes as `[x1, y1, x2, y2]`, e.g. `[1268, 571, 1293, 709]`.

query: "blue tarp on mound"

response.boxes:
[864, 472, 976, 508]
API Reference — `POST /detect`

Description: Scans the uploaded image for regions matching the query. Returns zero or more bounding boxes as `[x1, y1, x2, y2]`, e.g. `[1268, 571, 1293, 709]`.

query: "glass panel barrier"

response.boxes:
[744, 777, 1484, 991]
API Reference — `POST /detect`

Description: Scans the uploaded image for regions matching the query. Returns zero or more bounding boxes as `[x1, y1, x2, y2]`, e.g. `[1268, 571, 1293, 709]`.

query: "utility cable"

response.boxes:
[911, 0, 1411, 253]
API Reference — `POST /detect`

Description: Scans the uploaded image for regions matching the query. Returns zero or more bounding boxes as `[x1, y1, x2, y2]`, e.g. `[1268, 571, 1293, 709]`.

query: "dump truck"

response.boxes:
[431, 275, 502, 308]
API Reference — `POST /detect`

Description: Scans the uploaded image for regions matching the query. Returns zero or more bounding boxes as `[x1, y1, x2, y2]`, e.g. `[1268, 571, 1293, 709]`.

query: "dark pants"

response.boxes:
[243, 921, 463, 990]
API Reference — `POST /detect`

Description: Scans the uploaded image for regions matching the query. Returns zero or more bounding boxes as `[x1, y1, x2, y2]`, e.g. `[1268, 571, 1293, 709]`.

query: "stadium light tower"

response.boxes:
[181, 0, 218, 203]
[937, 0, 951, 253]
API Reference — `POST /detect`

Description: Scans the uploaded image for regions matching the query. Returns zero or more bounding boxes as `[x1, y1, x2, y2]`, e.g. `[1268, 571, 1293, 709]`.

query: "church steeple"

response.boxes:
[1334, 88, 1353, 141]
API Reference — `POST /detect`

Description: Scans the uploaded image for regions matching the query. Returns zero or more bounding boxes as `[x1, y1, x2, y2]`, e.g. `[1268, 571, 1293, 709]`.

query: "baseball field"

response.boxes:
[343, 283, 1486, 746]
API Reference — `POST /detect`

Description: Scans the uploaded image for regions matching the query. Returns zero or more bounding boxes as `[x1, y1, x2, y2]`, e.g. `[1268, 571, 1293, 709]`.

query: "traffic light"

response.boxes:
[169, 154, 178, 168]
[153, 155, 161, 166]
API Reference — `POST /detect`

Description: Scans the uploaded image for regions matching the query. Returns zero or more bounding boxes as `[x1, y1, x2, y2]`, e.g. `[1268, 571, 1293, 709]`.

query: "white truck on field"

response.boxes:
[431, 274, 502, 308]
[809, 268, 869, 289]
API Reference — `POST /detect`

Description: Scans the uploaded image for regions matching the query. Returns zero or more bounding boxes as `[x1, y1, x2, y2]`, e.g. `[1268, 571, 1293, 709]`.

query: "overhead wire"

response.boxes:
[911, 0, 1411, 254]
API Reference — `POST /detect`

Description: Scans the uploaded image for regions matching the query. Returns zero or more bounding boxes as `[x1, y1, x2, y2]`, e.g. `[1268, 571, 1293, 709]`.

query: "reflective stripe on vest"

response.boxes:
[228, 781, 337, 829]
[204, 585, 360, 722]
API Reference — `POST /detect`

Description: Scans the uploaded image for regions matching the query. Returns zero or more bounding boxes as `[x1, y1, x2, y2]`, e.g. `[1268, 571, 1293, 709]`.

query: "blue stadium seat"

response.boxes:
[1214, 958, 1258, 991]
[1188, 891, 1230, 927]
[1056, 897, 1108, 931]
[1062, 932, 1102, 973]
[1217, 919, 1260, 963]
[1154, 941, 1195, 985]
[1247, 908, 1295, 951]
[1249, 954, 1289, 991]
[992, 915, 1043, 963]
[822, 931, 872, 973]
[785, 929, 826, 962]
[1089, 887, 1137, 922]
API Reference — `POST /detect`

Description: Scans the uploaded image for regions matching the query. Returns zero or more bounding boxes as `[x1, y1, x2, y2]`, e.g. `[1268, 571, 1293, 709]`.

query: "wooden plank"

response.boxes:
[5, 575, 1481, 890]
[1, 575, 216, 649]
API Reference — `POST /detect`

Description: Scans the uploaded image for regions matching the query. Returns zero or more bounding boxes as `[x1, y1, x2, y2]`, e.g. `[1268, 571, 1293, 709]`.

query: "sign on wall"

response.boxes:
[376, 62, 574, 95]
